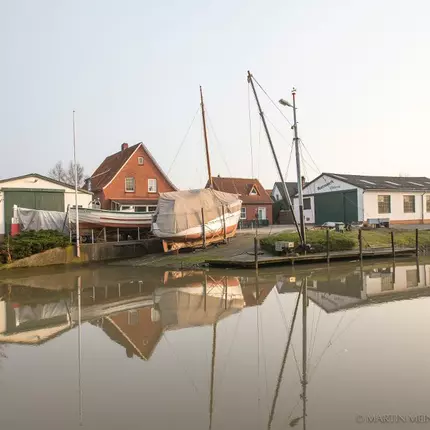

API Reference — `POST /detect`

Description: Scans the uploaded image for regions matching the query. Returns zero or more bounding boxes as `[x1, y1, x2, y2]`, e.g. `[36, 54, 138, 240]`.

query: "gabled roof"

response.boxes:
[0, 173, 92, 194]
[89, 142, 177, 191]
[307, 173, 430, 192]
[274, 181, 300, 198]
[208, 177, 272, 204]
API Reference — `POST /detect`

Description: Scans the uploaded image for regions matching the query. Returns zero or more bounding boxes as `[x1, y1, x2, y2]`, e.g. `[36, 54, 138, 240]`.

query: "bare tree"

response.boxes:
[48, 161, 85, 187]
[48, 161, 66, 182]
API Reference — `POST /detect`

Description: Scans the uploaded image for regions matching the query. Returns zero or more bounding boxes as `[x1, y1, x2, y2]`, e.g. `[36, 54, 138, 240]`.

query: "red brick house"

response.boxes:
[207, 176, 273, 224]
[87, 142, 177, 211]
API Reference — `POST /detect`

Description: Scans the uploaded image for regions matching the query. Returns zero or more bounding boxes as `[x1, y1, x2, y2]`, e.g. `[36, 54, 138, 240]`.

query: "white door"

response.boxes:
[258, 207, 266, 220]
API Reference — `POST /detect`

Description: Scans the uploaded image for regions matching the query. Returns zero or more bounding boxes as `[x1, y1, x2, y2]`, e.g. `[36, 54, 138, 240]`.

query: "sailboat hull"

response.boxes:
[152, 209, 241, 252]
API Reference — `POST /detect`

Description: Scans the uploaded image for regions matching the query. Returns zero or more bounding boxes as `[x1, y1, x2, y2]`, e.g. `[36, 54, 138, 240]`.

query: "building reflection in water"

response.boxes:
[0, 260, 429, 428]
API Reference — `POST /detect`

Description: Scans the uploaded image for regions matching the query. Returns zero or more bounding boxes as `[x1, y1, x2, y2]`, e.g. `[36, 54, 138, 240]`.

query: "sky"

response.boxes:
[1, 0, 430, 190]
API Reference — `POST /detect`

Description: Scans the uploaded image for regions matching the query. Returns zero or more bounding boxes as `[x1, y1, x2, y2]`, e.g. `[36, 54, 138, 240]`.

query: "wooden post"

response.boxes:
[416, 228, 419, 256]
[91, 229, 94, 244]
[137, 226, 140, 241]
[117, 228, 120, 242]
[326, 229, 330, 264]
[254, 237, 259, 272]
[103, 227, 107, 242]
[202, 208, 206, 248]
[222, 205, 227, 243]
[391, 231, 395, 259]
[358, 229, 363, 262]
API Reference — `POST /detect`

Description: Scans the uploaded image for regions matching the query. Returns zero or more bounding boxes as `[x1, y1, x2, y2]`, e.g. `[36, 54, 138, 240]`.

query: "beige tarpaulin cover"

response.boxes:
[155, 189, 241, 235]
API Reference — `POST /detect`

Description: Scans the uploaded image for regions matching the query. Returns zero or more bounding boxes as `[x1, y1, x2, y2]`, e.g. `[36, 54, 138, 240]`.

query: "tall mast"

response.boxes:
[292, 89, 306, 246]
[247, 71, 303, 244]
[200, 86, 213, 188]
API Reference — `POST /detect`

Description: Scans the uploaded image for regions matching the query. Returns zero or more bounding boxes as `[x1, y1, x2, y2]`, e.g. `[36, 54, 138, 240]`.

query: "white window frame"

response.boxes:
[249, 185, 258, 195]
[148, 178, 157, 193]
[240, 207, 247, 219]
[125, 177, 135, 192]
[138, 156, 144, 165]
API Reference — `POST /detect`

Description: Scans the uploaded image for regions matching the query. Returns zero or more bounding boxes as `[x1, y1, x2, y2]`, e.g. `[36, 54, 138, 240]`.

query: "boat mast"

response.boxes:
[200, 86, 213, 188]
[292, 89, 306, 246]
[247, 71, 303, 244]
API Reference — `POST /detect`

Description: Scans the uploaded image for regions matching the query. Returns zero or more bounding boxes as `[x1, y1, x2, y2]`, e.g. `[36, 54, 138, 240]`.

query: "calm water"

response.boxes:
[1, 259, 430, 430]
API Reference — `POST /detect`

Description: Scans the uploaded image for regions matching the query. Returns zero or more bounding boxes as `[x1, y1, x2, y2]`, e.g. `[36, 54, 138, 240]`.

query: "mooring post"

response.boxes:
[358, 229, 363, 262]
[103, 227, 107, 242]
[326, 228, 330, 264]
[137, 227, 140, 241]
[391, 231, 395, 259]
[117, 228, 120, 242]
[222, 205, 227, 243]
[91, 229, 94, 244]
[201, 208, 206, 248]
[416, 228, 419, 256]
[254, 236, 259, 272]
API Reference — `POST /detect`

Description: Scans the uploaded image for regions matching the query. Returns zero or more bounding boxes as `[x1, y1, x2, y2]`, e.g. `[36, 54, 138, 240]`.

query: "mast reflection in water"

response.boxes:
[0, 259, 429, 429]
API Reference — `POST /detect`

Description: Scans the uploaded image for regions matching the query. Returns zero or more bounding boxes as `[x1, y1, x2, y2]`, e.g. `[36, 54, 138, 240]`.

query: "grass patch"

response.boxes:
[0, 230, 69, 264]
[261, 230, 357, 253]
[261, 228, 430, 254]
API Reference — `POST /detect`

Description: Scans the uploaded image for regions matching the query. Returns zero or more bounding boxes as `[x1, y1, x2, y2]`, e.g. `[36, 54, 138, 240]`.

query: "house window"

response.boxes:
[249, 185, 258, 195]
[257, 207, 267, 220]
[138, 157, 144, 165]
[148, 179, 157, 193]
[403, 195, 415, 213]
[125, 177, 135, 192]
[378, 195, 391, 214]
[303, 198, 311, 210]
[427, 196, 430, 213]
[240, 207, 246, 219]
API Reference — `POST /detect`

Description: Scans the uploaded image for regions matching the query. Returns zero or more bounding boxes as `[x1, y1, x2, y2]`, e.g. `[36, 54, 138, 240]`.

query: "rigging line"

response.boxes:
[162, 333, 200, 394]
[257, 119, 262, 179]
[205, 108, 240, 195]
[205, 108, 232, 176]
[251, 74, 294, 127]
[265, 114, 294, 145]
[267, 284, 303, 430]
[274, 288, 301, 378]
[248, 83, 254, 178]
[215, 311, 243, 388]
[284, 140, 295, 179]
[167, 105, 201, 176]
[308, 305, 323, 364]
[308, 312, 347, 381]
[259, 292, 270, 413]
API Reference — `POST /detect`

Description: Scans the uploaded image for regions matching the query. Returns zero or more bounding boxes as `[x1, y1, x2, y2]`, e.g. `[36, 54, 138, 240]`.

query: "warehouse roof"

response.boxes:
[311, 173, 430, 192]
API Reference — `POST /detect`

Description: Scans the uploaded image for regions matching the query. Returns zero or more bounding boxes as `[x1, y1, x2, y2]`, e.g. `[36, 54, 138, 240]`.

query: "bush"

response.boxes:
[0, 230, 69, 264]
[261, 230, 357, 254]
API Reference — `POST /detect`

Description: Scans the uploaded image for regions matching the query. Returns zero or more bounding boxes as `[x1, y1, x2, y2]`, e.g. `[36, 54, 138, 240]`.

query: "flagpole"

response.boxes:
[73, 110, 80, 258]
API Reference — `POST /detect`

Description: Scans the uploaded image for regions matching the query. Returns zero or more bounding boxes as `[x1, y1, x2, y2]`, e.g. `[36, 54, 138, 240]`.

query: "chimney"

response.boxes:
[301, 176, 306, 189]
[121, 142, 129, 151]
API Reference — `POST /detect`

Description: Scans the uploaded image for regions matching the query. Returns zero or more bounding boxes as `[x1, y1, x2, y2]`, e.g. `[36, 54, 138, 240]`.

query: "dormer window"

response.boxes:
[249, 185, 258, 195]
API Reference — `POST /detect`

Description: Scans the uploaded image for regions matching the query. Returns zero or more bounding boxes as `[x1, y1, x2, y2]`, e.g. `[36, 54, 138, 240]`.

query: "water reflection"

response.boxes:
[0, 259, 429, 429]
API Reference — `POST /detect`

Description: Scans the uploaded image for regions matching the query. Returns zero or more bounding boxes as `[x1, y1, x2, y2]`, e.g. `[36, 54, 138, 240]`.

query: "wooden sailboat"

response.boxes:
[151, 87, 242, 252]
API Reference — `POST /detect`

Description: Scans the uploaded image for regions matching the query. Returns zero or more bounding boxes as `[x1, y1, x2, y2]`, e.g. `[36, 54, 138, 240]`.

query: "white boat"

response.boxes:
[69, 207, 153, 228]
[152, 188, 242, 251]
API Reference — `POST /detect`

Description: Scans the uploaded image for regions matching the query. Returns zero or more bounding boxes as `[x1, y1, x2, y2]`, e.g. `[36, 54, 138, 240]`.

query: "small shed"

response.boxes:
[0, 173, 93, 240]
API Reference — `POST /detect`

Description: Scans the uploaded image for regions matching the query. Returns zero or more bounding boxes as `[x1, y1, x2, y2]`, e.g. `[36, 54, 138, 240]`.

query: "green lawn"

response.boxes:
[260, 228, 430, 253]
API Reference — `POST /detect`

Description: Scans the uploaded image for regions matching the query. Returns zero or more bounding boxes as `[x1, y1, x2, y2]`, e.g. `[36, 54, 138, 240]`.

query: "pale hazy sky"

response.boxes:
[1, 0, 429, 190]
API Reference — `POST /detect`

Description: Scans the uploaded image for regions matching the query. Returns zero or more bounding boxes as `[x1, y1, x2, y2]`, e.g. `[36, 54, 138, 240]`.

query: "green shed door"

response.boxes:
[314, 189, 358, 225]
[4, 189, 64, 235]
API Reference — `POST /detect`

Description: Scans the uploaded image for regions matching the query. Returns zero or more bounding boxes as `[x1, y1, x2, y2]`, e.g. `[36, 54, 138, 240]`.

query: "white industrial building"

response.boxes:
[293, 173, 430, 226]
[0, 173, 93, 240]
